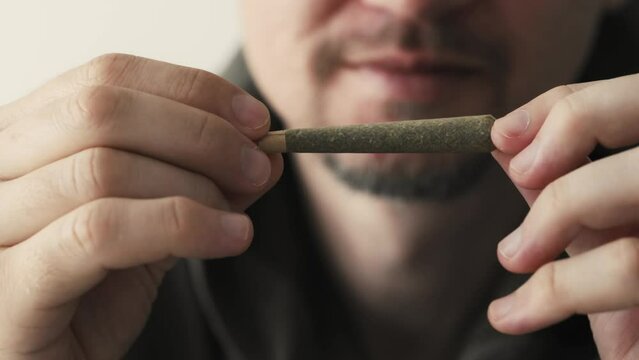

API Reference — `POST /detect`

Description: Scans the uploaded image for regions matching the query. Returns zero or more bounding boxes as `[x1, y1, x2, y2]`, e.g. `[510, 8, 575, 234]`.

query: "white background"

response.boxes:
[0, 0, 241, 104]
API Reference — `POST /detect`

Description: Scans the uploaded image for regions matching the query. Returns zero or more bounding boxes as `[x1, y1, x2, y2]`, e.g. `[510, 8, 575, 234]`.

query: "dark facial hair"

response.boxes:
[310, 16, 509, 201]
[323, 153, 493, 201]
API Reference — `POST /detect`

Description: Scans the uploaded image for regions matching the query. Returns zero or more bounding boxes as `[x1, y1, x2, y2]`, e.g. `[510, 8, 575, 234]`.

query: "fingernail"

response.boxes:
[232, 94, 269, 129]
[495, 110, 531, 138]
[510, 140, 539, 174]
[490, 293, 516, 321]
[241, 147, 271, 186]
[498, 227, 522, 259]
[220, 213, 250, 240]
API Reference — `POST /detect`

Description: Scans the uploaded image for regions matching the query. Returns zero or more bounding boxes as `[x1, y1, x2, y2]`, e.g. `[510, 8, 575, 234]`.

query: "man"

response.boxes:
[1, 0, 639, 359]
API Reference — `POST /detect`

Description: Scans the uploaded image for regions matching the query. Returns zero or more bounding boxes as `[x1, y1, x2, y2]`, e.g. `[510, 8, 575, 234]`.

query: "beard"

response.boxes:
[322, 153, 493, 201]
[313, 92, 503, 201]
[307, 13, 509, 201]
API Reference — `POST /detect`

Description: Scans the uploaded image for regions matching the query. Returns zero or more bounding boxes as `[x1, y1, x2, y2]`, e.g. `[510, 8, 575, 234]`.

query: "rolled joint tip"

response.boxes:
[257, 130, 286, 153]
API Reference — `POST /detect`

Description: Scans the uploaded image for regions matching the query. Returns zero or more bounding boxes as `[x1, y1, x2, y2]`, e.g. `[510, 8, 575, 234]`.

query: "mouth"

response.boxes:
[340, 50, 485, 101]
[344, 49, 484, 71]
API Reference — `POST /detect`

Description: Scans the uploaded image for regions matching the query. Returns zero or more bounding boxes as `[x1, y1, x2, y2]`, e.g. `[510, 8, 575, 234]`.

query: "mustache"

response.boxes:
[312, 19, 508, 83]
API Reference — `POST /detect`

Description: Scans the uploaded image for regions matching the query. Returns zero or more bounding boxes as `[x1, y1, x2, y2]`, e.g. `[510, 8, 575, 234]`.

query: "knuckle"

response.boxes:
[539, 177, 569, 213]
[73, 85, 127, 131]
[550, 95, 588, 135]
[66, 148, 121, 199]
[547, 84, 579, 100]
[533, 262, 561, 304]
[66, 200, 115, 258]
[611, 238, 639, 285]
[164, 196, 196, 237]
[84, 53, 140, 85]
[192, 112, 221, 150]
[171, 68, 209, 102]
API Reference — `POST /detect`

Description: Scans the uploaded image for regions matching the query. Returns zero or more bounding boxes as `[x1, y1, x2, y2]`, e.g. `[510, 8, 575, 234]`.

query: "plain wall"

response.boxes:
[0, 0, 240, 104]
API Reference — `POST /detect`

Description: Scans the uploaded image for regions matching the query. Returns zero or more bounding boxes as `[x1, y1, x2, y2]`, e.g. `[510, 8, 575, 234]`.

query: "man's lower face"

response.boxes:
[316, 76, 504, 198]
[318, 89, 502, 199]
[243, 1, 604, 201]
[314, 72, 505, 200]
[309, 20, 508, 200]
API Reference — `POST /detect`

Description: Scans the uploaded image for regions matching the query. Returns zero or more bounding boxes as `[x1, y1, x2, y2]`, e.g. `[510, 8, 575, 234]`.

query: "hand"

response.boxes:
[488, 73, 639, 359]
[0, 54, 283, 359]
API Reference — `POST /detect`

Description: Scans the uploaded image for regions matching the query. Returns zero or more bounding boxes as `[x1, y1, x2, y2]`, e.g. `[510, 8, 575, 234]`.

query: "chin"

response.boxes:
[322, 152, 493, 201]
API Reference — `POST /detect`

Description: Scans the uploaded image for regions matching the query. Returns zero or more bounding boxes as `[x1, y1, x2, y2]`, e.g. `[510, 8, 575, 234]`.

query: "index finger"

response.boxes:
[491, 81, 599, 205]
[18, 53, 270, 140]
[497, 74, 639, 191]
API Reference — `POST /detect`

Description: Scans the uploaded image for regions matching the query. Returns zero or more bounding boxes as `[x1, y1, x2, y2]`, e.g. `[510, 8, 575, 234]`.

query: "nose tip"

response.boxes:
[361, 0, 475, 19]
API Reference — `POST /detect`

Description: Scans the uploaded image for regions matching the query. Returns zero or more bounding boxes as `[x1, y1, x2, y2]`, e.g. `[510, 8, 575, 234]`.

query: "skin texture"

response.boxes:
[0, 54, 283, 359]
[0, 1, 638, 359]
[490, 74, 639, 359]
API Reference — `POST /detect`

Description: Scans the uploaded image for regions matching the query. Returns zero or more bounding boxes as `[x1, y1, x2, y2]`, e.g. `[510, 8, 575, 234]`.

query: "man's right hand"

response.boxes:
[0, 54, 283, 359]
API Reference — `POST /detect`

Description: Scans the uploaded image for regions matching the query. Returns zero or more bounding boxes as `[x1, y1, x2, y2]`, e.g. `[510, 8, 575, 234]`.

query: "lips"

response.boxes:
[344, 50, 482, 71]
[340, 51, 484, 102]
[353, 57, 480, 76]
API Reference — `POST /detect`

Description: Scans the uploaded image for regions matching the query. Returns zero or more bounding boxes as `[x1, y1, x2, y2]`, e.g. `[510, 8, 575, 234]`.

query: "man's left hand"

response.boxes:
[489, 73, 639, 359]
